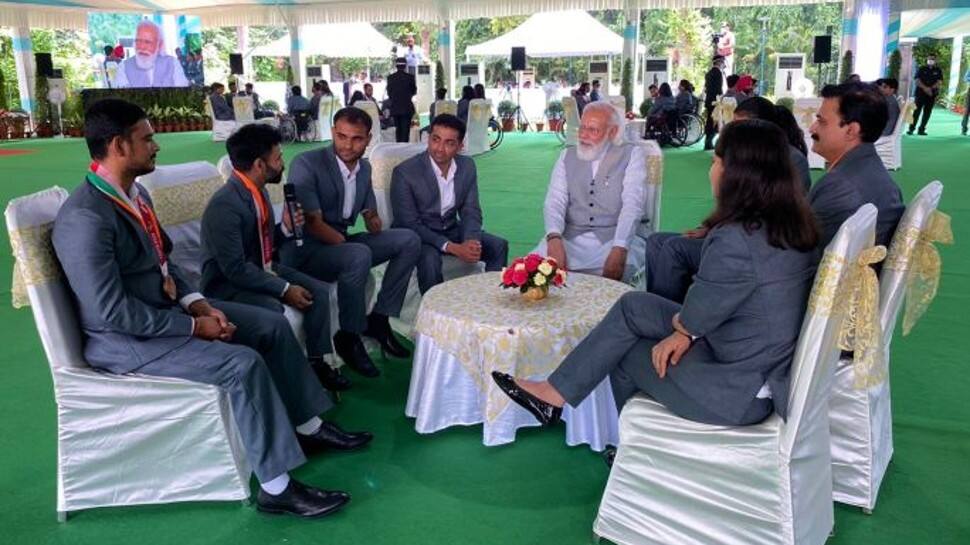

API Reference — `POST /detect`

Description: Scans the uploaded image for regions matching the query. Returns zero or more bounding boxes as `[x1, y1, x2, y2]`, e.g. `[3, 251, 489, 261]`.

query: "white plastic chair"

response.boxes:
[794, 98, 825, 169]
[315, 95, 341, 141]
[136, 161, 225, 288]
[829, 181, 944, 512]
[369, 142, 484, 337]
[206, 96, 238, 142]
[594, 204, 880, 545]
[5, 187, 250, 521]
[874, 98, 911, 171]
[463, 99, 492, 156]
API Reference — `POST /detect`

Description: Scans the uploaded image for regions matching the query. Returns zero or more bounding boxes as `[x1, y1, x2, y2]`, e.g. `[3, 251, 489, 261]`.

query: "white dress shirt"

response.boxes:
[537, 144, 648, 276]
[336, 157, 361, 220]
[404, 45, 426, 69]
[430, 159, 457, 251]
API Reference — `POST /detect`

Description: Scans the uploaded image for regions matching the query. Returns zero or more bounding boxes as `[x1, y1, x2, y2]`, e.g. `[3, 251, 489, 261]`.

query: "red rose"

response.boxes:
[524, 253, 543, 272]
[501, 267, 513, 286]
[512, 269, 528, 286]
[511, 256, 525, 266]
[552, 273, 563, 286]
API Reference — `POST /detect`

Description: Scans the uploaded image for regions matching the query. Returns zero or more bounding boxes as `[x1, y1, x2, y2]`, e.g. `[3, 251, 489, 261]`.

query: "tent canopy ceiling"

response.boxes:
[465, 10, 646, 58]
[248, 23, 394, 58]
[901, 8, 970, 38]
[1, 0, 843, 31]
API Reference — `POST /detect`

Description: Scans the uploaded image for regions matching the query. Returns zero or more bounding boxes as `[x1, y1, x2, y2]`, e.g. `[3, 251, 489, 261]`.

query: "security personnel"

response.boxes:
[908, 54, 944, 136]
[702, 55, 726, 150]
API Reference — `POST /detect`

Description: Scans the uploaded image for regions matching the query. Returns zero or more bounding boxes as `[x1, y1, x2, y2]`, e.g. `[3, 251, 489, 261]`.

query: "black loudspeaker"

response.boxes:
[813, 36, 832, 64]
[35, 53, 54, 77]
[510, 47, 526, 71]
[229, 53, 244, 75]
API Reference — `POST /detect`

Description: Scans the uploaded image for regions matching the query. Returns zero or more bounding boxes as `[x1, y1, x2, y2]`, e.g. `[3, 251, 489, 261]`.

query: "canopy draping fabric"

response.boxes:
[248, 23, 394, 58]
[901, 8, 970, 38]
[465, 10, 645, 58]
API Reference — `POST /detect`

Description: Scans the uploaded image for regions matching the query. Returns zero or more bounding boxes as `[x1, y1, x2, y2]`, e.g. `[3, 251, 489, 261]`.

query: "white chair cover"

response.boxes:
[794, 98, 825, 169]
[830, 181, 943, 511]
[315, 95, 341, 141]
[369, 142, 484, 337]
[433, 100, 458, 117]
[207, 96, 237, 142]
[5, 187, 249, 520]
[463, 99, 492, 156]
[354, 102, 382, 157]
[594, 204, 880, 545]
[874, 99, 911, 171]
[605, 94, 627, 114]
[232, 96, 256, 122]
[561, 96, 581, 146]
[716, 96, 737, 131]
[136, 161, 224, 288]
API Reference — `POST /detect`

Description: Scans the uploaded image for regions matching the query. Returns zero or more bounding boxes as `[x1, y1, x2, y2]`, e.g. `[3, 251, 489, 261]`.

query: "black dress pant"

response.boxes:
[394, 114, 412, 143]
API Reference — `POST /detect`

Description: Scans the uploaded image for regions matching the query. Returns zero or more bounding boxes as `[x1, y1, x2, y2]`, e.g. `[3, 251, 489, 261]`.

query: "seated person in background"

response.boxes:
[535, 101, 647, 282]
[349, 90, 367, 106]
[646, 83, 676, 129]
[309, 82, 324, 120]
[474, 83, 486, 100]
[809, 82, 904, 250]
[54, 99, 371, 519]
[362, 83, 382, 111]
[242, 82, 274, 119]
[228, 81, 240, 95]
[647, 84, 659, 100]
[112, 20, 189, 88]
[875, 77, 900, 136]
[675, 79, 697, 113]
[734, 97, 812, 192]
[722, 74, 741, 99]
[286, 85, 312, 115]
[493, 120, 821, 445]
[390, 114, 509, 293]
[457, 85, 474, 124]
[429, 87, 447, 118]
[736, 75, 755, 101]
[200, 124, 350, 393]
[209, 82, 235, 121]
[574, 82, 591, 114]
[287, 108, 420, 366]
[590, 79, 603, 102]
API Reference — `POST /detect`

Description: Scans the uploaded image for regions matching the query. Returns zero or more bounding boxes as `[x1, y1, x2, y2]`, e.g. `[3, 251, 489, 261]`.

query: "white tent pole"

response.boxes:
[438, 19, 456, 98]
[11, 23, 36, 125]
[289, 24, 305, 88]
[236, 26, 252, 83]
[948, 35, 964, 100]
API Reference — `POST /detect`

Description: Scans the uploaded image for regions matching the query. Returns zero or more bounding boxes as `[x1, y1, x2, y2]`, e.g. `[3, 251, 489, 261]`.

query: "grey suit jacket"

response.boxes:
[210, 94, 234, 121]
[289, 146, 377, 234]
[790, 145, 812, 193]
[809, 143, 905, 249]
[676, 223, 819, 422]
[52, 179, 199, 373]
[390, 151, 483, 249]
[199, 175, 295, 300]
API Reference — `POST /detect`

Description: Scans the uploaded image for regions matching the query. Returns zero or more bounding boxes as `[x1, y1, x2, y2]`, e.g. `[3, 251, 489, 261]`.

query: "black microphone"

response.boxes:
[283, 183, 303, 247]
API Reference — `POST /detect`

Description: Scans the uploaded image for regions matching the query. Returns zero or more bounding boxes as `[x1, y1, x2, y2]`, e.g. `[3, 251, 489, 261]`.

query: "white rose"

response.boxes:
[537, 262, 553, 276]
[533, 272, 547, 286]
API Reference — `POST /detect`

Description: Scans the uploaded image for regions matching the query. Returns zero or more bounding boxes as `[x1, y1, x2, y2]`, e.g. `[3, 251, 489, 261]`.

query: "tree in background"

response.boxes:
[435, 59, 445, 94]
[86, 13, 141, 55]
[840, 50, 854, 83]
[621, 58, 633, 111]
[888, 49, 902, 80]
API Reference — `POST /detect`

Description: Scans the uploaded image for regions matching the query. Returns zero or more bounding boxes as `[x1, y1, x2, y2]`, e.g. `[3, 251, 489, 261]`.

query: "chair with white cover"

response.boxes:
[136, 161, 225, 288]
[354, 102, 382, 156]
[433, 99, 458, 117]
[605, 95, 628, 114]
[594, 204, 881, 545]
[369, 142, 484, 337]
[874, 99, 911, 171]
[206, 96, 238, 142]
[830, 181, 947, 512]
[793, 98, 825, 169]
[463, 99, 492, 156]
[715, 96, 737, 131]
[5, 187, 250, 522]
[232, 96, 279, 130]
[315, 95, 341, 141]
[561, 96, 581, 146]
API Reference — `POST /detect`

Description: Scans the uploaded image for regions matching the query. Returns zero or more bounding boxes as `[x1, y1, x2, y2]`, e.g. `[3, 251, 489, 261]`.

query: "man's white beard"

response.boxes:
[576, 139, 608, 162]
[134, 51, 157, 70]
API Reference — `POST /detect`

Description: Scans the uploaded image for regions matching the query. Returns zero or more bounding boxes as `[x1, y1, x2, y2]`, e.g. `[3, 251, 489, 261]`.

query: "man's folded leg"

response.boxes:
[479, 231, 509, 272]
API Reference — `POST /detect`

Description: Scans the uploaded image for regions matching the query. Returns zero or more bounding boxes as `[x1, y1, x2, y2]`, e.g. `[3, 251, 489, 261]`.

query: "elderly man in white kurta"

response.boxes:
[534, 101, 647, 282]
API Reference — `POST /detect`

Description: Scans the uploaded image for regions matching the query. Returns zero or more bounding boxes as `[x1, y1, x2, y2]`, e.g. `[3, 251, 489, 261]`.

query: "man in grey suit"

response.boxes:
[200, 123, 350, 393]
[287, 108, 420, 365]
[209, 83, 234, 121]
[809, 82, 904, 250]
[876, 78, 901, 137]
[53, 99, 371, 519]
[390, 114, 509, 293]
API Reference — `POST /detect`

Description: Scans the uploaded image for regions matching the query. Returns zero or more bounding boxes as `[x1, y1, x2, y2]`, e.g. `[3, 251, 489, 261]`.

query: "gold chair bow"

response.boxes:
[794, 106, 816, 128]
[712, 100, 736, 124]
[470, 102, 488, 122]
[9, 222, 61, 309]
[837, 245, 888, 388]
[902, 102, 916, 125]
[902, 211, 953, 335]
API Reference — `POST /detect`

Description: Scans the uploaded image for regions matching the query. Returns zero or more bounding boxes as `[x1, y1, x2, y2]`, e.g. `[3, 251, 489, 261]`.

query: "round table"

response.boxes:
[405, 271, 632, 449]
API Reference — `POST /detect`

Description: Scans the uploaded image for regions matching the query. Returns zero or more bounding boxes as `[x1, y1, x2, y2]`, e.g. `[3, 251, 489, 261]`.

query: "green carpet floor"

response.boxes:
[1, 110, 968, 544]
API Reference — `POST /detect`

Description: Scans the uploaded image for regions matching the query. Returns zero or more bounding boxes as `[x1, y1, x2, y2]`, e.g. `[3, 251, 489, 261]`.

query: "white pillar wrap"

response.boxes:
[289, 24, 305, 87]
[438, 20, 456, 99]
[948, 35, 964, 101]
[840, 0, 891, 81]
[236, 26, 252, 81]
[12, 25, 36, 120]
[898, 41, 915, 97]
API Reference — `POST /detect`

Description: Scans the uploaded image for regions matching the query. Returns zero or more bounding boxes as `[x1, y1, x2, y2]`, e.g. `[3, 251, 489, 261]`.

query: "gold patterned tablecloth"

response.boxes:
[414, 272, 632, 422]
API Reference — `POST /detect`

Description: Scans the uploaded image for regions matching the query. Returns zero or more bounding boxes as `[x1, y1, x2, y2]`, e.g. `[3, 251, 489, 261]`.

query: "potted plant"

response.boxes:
[545, 100, 564, 132]
[7, 109, 28, 139]
[498, 100, 516, 132]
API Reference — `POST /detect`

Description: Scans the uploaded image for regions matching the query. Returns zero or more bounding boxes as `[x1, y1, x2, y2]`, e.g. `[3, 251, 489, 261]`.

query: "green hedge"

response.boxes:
[79, 87, 207, 115]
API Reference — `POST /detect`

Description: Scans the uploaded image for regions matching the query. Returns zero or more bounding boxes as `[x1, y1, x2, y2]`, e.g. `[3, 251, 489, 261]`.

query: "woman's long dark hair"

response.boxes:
[773, 105, 808, 156]
[704, 120, 819, 251]
[461, 86, 475, 101]
[658, 82, 673, 98]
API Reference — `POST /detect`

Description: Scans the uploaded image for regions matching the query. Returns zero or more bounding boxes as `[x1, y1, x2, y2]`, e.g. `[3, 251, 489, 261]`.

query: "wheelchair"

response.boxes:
[643, 107, 704, 148]
[279, 110, 315, 143]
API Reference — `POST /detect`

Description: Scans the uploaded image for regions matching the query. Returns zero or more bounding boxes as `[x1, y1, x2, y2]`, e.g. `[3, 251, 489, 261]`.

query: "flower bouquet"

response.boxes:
[501, 254, 567, 301]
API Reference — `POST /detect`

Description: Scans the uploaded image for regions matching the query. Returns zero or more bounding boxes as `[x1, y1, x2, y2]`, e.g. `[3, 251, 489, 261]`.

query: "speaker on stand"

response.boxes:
[813, 34, 832, 91]
[509, 47, 530, 132]
[229, 53, 245, 87]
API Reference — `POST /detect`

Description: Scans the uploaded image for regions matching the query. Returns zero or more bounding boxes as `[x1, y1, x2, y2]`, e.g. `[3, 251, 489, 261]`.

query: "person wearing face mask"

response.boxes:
[533, 101, 647, 282]
[492, 120, 820, 467]
[908, 55, 944, 135]
[702, 55, 726, 150]
[113, 20, 188, 88]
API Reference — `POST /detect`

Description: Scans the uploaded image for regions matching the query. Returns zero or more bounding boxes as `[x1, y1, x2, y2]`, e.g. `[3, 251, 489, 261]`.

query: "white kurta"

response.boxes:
[533, 145, 648, 280]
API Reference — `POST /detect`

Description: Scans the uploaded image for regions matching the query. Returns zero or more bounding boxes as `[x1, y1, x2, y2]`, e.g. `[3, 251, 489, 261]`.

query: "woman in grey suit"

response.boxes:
[494, 120, 821, 437]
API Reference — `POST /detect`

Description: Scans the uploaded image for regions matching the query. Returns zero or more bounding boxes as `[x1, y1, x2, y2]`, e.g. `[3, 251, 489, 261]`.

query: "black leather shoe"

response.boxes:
[490, 371, 562, 426]
[363, 313, 411, 359]
[603, 447, 617, 468]
[298, 420, 373, 454]
[333, 331, 380, 377]
[310, 359, 352, 392]
[256, 479, 350, 518]
[917, 130, 927, 136]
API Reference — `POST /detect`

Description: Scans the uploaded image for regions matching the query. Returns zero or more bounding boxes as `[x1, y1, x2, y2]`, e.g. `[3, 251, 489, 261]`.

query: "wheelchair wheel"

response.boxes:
[668, 117, 690, 148]
[488, 118, 504, 150]
[681, 113, 704, 147]
[279, 117, 297, 144]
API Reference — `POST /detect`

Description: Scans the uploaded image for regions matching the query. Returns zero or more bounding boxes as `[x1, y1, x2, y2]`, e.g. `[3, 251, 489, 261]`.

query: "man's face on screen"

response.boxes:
[135, 24, 161, 68]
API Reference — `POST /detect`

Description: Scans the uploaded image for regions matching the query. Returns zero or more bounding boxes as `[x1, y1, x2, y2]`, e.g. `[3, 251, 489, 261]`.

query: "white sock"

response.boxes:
[260, 472, 291, 496]
[296, 416, 323, 436]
